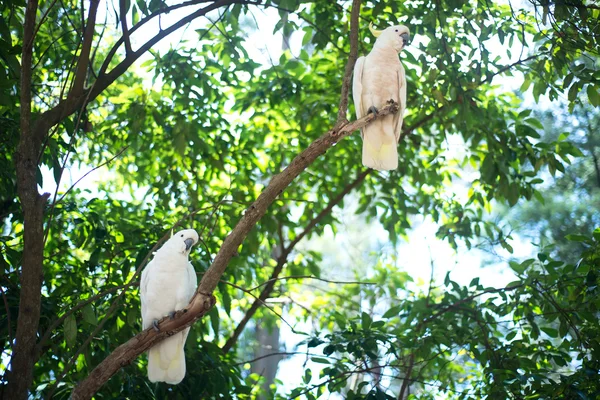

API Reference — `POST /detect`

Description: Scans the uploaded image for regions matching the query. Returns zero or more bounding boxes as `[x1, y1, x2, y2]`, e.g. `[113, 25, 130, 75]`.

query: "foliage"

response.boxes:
[294, 230, 600, 399]
[0, 0, 599, 398]
[504, 103, 600, 263]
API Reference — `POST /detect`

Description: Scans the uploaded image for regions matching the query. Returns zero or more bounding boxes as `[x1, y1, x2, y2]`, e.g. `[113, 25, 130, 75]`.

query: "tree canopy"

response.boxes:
[1, 0, 599, 399]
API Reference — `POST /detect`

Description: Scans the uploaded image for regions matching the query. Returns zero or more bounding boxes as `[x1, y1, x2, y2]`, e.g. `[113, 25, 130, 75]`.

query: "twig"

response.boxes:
[45, 295, 124, 399]
[221, 169, 371, 353]
[423, 283, 525, 325]
[247, 275, 376, 292]
[68, 0, 100, 100]
[221, 281, 297, 332]
[336, 0, 361, 124]
[0, 285, 12, 350]
[119, 0, 132, 54]
[425, 245, 435, 308]
[230, 351, 325, 367]
[54, 146, 129, 205]
[398, 353, 415, 400]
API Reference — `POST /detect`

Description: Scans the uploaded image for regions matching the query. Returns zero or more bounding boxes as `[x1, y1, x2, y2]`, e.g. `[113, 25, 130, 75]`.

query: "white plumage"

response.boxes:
[353, 23, 410, 171]
[140, 229, 199, 384]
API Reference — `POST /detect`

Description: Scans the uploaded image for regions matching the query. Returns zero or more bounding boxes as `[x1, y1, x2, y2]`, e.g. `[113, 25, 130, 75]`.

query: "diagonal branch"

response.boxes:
[69, 0, 100, 99]
[70, 99, 397, 399]
[98, 0, 215, 76]
[221, 168, 371, 353]
[336, 0, 361, 124]
[119, 0, 132, 54]
[32, 0, 237, 150]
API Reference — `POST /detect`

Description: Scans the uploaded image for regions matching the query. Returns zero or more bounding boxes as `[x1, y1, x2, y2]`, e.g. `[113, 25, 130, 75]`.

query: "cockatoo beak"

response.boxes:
[184, 238, 194, 251]
[400, 33, 410, 46]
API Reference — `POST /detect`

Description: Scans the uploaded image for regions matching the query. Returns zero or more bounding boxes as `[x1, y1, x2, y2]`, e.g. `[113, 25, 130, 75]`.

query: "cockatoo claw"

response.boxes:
[367, 105, 379, 115]
[152, 320, 160, 332]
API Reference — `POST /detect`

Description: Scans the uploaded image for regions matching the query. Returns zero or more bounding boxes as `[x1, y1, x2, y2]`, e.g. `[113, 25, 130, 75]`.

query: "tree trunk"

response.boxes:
[251, 322, 283, 399]
[5, 0, 46, 397]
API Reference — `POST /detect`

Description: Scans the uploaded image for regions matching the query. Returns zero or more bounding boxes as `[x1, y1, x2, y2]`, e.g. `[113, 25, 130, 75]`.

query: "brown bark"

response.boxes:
[221, 169, 371, 353]
[7, 1, 238, 398]
[68, 0, 100, 100]
[70, 100, 397, 399]
[7, 0, 44, 398]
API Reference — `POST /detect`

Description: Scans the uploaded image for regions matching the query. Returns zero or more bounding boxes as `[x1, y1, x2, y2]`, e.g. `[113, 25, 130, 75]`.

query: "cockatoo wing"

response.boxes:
[393, 65, 407, 143]
[140, 263, 152, 330]
[353, 56, 366, 125]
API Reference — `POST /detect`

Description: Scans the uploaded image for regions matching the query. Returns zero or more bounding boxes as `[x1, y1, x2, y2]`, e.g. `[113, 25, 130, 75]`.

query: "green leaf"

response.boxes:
[64, 315, 77, 348]
[361, 312, 372, 330]
[82, 305, 98, 326]
[382, 305, 402, 319]
[303, 368, 312, 384]
[541, 327, 558, 338]
[565, 234, 592, 243]
[209, 307, 219, 335]
[568, 82, 579, 102]
[587, 85, 600, 107]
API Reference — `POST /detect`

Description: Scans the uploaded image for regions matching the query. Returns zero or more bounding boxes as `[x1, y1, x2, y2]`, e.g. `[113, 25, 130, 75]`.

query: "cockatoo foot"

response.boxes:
[199, 292, 217, 309]
[367, 106, 379, 115]
[169, 311, 176, 319]
[152, 319, 160, 332]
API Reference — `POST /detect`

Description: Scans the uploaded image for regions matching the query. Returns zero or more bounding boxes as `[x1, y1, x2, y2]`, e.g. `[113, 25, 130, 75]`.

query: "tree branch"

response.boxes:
[69, 0, 100, 99]
[97, 0, 215, 76]
[119, 0, 132, 54]
[53, 146, 129, 205]
[221, 168, 370, 353]
[70, 96, 397, 399]
[336, 0, 361, 124]
[0, 285, 12, 351]
[398, 353, 415, 400]
[31, 0, 236, 153]
[35, 281, 133, 359]
[247, 275, 376, 292]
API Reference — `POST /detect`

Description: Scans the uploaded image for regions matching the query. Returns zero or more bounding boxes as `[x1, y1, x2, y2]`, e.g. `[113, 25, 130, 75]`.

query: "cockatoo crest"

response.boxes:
[158, 229, 199, 256]
[369, 22, 411, 53]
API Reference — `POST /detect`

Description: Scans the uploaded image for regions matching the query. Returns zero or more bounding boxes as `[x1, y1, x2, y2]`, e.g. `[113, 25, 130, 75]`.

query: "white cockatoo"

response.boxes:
[353, 22, 410, 170]
[140, 228, 199, 384]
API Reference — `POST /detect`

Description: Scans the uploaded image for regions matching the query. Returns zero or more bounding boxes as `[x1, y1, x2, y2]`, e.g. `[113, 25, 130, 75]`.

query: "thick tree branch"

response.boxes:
[119, 0, 132, 54]
[69, 0, 100, 99]
[98, 0, 215, 76]
[336, 0, 361, 124]
[221, 168, 371, 353]
[32, 0, 236, 153]
[70, 98, 398, 399]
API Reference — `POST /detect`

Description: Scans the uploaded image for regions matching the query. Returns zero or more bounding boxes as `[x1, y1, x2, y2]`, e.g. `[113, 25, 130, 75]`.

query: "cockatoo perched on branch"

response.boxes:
[141, 229, 199, 384]
[353, 22, 410, 171]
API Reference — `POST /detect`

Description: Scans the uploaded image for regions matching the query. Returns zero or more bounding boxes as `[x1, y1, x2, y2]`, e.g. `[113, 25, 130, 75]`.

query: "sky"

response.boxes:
[37, 0, 546, 396]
